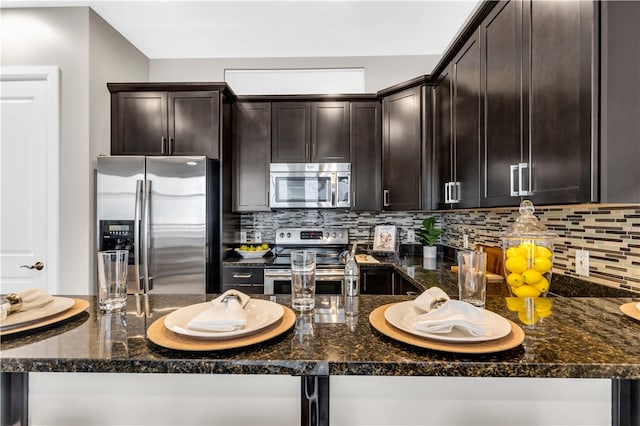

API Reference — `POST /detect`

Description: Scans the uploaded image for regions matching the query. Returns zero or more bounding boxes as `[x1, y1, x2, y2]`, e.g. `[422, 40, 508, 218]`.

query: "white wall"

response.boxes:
[0, 7, 148, 294]
[150, 55, 440, 93]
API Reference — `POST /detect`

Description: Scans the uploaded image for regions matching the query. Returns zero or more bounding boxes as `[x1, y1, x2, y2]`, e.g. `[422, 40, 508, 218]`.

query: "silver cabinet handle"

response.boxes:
[383, 190, 390, 207]
[454, 182, 461, 203]
[161, 137, 167, 154]
[352, 191, 356, 207]
[305, 143, 310, 160]
[169, 137, 175, 155]
[232, 273, 252, 279]
[510, 164, 519, 197]
[518, 162, 532, 196]
[444, 182, 451, 204]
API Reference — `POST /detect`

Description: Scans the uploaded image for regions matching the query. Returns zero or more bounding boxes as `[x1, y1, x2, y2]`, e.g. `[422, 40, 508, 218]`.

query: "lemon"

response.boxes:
[248, 246, 256, 251]
[535, 245, 553, 258]
[506, 273, 524, 288]
[533, 256, 552, 273]
[534, 298, 552, 313]
[505, 257, 528, 274]
[505, 297, 526, 312]
[518, 309, 539, 326]
[505, 247, 522, 259]
[261, 243, 269, 250]
[513, 284, 541, 298]
[240, 244, 248, 251]
[522, 269, 543, 285]
[533, 277, 550, 293]
[517, 242, 536, 259]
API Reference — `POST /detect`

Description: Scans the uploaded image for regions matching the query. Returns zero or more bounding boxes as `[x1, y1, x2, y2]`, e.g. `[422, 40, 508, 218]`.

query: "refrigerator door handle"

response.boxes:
[142, 179, 151, 294]
[134, 179, 143, 293]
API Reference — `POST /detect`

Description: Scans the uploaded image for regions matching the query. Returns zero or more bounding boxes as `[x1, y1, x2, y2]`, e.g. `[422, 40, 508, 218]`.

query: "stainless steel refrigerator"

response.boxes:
[96, 156, 220, 294]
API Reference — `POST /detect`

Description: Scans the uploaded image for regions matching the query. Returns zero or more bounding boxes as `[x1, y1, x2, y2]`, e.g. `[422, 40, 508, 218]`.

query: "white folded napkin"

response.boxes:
[412, 287, 450, 312]
[1, 288, 54, 320]
[187, 290, 251, 332]
[414, 300, 488, 336]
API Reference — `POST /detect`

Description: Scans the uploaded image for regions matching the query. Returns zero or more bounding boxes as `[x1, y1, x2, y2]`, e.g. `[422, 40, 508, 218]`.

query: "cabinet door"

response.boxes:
[393, 273, 420, 296]
[361, 267, 393, 295]
[432, 68, 453, 210]
[382, 86, 422, 211]
[480, 0, 524, 207]
[168, 91, 220, 158]
[271, 102, 310, 163]
[112, 91, 167, 155]
[350, 101, 382, 211]
[452, 30, 481, 209]
[233, 102, 271, 212]
[311, 102, 350, 162]
[525, 0, 594, 204]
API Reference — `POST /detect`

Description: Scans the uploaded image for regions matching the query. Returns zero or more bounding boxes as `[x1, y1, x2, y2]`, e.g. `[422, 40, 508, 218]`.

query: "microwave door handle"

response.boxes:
[133, 179, 143, 293]
[142, 180, 151, 294]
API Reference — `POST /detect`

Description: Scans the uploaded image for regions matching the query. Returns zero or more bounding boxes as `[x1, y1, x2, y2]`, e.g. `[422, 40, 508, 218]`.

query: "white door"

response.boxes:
[0, 66, 59, 294]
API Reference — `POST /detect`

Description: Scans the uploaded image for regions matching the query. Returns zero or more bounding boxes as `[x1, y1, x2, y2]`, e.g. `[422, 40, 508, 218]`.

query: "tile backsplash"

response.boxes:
[242, 204, 640, 293]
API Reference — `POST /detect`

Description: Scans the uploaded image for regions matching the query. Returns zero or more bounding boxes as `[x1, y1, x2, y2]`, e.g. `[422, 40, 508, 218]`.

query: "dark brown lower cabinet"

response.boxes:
[360, 267, 393, 295]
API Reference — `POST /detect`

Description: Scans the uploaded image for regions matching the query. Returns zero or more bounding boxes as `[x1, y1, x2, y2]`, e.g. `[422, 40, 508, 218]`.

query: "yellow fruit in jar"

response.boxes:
[513, 284, 541, 298]
[518, 309, 539, 326]
[517, 242, 536, 259]
[537, 308, 552, 318]
[533, 277, 550, 293]
[522, 269, 543, 285]
[533, 256, 552, 273]
[506, 273, 524, 287]
[505, 257, 528, 274]
[535, 245, 553, 258]
[534, 298, 552, 313]
[505, 297, 526, 312]
[505, 247, 522, 259]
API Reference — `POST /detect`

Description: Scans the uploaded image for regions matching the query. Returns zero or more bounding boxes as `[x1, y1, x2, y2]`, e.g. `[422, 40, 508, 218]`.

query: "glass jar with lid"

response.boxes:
[501, 200, 557, 298]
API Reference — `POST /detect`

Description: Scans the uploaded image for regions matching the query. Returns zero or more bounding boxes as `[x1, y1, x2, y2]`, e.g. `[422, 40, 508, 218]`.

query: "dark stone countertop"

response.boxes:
[2, 292, 640, 379]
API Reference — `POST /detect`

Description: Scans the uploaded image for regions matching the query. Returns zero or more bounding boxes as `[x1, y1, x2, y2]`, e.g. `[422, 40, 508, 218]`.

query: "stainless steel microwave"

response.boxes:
[269, 163, 351, 209]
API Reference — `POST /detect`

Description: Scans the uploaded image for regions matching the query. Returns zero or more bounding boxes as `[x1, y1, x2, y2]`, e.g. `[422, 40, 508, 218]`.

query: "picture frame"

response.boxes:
[372, 225, 397, 253]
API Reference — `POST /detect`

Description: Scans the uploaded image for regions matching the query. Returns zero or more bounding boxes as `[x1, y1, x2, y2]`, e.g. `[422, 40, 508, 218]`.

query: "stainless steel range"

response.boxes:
[264, 228, 349, 295]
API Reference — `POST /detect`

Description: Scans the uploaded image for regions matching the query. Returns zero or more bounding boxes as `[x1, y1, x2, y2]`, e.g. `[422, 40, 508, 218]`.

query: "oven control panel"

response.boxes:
[275, 228, 348, 245]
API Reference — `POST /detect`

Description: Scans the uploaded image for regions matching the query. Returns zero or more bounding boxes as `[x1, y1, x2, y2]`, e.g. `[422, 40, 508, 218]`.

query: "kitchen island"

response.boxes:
[2, 288, 640, 426]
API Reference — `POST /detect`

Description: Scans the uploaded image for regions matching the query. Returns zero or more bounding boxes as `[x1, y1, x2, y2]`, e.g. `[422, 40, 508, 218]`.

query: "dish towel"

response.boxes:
[414, 300, 488, 336]
[1, 288, 54, 320]
[412, 287, 450, 312]
[187, 290, 250, 332]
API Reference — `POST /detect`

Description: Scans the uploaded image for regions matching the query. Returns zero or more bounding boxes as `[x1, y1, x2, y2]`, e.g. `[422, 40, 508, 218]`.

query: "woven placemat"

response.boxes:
[620, 302, 640, 322]
[0, 299, 90, 336]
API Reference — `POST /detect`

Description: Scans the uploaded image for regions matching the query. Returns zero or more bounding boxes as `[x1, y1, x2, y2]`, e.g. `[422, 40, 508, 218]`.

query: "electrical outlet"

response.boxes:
[575, 249, 590, 276]
[240, 231, 247, 243]
[407, 229, 415, 243]
[254, 232, 262, 243]
[463, 234, 469, 249]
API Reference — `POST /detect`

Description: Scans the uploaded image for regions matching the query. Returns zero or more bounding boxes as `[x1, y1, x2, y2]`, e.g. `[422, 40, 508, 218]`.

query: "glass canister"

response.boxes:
[501, 200, 557, 298]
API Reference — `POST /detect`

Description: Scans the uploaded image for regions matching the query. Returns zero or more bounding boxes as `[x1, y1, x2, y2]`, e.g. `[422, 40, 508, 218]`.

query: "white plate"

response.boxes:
[164, 299, 284, 339]
[384, 301, 512, 343]
[0, 297, 76, 330]
[234, 248, 270, 259]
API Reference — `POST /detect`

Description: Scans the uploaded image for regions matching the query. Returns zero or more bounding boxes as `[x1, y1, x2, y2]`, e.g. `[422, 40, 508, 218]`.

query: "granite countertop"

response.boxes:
[2, 292, 640, 379]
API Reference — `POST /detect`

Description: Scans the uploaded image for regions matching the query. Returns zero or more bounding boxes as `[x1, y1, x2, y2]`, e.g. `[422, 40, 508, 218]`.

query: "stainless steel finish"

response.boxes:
[133, 180, 143, 292]
[518, 162, 532, 196]
[383, 189, 390, 206]
[263, 268, 347, 295]
[510, 164, 519, 197]
[269, 163, 351, 209]
[444, 182, 450, 203]
[454, 181, 461, 202]
[232, 273, 253, 279]
[142, 180, 151, 294]
[19, 261, 44, 271]
[96, 155, 210, 295]
[161, 137, 167, 154]
[169, 137, 175, 155]
[275, 228, 348, 245]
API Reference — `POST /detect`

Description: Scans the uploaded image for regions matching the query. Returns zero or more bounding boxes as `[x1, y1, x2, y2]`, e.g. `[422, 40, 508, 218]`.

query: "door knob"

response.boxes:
[20, 261, 44, 271]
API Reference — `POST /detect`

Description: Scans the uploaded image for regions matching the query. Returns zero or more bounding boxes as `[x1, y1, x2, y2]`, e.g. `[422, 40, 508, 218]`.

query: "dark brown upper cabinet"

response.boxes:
[109, 85, 222, 158]
[480, 0, 524, 207]
[451, 30, 481, 209]
[524, 0, 595, 205]
[271, 101, 349, 163]
[233, 102, 271, 212]
[432, 69, 453, 210]
[382, 85, 423, 211]
[350, 101, 382, 211]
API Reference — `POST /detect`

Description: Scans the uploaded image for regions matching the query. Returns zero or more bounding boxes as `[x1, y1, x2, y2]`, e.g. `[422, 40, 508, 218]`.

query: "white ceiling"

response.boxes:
[2, 0, 481, 59]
